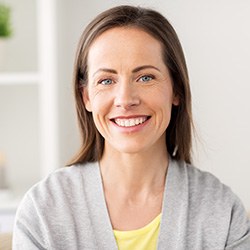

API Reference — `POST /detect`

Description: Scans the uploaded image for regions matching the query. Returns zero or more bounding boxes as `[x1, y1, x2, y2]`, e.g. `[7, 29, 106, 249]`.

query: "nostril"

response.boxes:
[114, 85, 140, 108]
[114, 96, 140, 108]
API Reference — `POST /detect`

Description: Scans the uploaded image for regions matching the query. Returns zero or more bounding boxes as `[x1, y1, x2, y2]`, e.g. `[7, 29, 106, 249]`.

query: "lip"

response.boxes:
[110, 115, 151, 132]
[110, 115, 149, 119]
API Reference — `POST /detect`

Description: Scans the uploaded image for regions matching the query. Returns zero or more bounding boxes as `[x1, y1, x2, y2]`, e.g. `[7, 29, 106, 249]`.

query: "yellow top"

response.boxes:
[113, 214, 161, 250]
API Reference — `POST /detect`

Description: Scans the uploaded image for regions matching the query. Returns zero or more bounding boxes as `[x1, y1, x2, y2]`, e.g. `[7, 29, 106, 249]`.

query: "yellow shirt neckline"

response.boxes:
[113, 213, 162, 239]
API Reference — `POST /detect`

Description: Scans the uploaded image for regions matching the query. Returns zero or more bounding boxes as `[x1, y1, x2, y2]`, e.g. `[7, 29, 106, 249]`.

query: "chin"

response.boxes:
[107, 142, 152, 155]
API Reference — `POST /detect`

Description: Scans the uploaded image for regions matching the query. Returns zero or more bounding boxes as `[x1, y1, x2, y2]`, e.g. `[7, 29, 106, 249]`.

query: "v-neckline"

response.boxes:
[157, 159, 189, 249]
[79, 162, 118, 249]
[80, 159, 187, 249]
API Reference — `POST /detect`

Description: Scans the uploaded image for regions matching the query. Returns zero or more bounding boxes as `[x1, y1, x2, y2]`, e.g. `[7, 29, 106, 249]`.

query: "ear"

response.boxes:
[172, 94, 179, 106]
[82, 87, 92, 112]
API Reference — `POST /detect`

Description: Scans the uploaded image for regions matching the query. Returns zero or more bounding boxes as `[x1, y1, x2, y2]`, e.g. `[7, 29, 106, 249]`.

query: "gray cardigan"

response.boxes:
[13, 159, 250, 249]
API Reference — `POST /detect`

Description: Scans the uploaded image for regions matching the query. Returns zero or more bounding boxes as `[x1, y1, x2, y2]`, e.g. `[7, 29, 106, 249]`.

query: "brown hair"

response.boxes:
[68, 5, 193, 165]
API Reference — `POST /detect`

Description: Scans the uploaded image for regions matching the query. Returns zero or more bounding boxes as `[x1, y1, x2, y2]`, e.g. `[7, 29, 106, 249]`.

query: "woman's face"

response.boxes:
[83, 27, 178, 155]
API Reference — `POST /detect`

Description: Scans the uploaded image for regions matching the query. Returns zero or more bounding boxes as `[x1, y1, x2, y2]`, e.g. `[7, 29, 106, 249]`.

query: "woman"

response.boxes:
[13, 5, 250, 249]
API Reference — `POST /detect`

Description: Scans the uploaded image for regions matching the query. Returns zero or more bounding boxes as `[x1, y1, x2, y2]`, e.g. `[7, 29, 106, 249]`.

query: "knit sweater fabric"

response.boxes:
[13, 159, 250, 249]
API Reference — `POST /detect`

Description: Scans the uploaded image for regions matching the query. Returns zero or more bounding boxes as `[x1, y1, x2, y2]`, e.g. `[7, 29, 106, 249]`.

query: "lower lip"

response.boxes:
[111, 118, 150, 133]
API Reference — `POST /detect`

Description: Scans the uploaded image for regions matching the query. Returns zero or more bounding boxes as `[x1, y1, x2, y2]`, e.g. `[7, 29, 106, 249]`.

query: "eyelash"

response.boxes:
[138, 74, 155, 82]
[97, 74, 155, 85]
[97, 78, 114, 85]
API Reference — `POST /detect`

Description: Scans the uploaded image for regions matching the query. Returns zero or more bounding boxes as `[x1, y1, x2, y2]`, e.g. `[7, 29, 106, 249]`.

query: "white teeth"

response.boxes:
[114, 117, 148, 127]
[125, 120, 130, 127]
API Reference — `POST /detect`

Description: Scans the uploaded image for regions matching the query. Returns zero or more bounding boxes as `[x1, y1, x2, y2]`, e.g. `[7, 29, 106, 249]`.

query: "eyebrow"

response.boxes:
[132, 65, 161, 73]
[92, 65, 161, 77]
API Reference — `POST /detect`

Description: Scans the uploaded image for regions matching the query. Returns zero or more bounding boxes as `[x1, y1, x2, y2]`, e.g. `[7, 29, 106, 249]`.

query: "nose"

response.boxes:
[114, 81, 140, 109]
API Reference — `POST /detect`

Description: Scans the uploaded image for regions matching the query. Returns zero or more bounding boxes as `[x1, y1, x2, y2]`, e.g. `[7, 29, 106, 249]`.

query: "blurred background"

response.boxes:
[0, 0, 250, 234]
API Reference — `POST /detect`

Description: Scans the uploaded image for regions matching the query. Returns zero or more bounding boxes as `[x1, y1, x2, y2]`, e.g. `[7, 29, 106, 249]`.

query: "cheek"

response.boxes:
[155, 91, 175, 121]
[150, 85, 174, 107]
[90, 98, 111, 135]
[83, 87, 102, 112]
[88, 92, 110, 117]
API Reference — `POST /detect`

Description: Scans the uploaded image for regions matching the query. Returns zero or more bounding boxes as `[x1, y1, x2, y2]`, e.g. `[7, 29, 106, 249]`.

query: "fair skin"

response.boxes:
[83, 27, 179, 231]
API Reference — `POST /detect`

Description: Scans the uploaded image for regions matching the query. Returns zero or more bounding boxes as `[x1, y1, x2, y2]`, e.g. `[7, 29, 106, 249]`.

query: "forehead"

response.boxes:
[87, 27, 164, 68]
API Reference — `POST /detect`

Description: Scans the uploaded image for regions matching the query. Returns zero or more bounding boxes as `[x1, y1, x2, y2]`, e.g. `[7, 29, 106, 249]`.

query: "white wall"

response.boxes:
[57, 0, 250, 209]
[3, 0, 37, 72]
[0, 85, 40, 192]
[0, 0, 39, 194]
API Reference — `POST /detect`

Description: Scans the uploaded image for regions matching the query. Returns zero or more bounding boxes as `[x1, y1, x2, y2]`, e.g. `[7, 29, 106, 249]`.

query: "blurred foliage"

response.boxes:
[0, 3, 12, 37]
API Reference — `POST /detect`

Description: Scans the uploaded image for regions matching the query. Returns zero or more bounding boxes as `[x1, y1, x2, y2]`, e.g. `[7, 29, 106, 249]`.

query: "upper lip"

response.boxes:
[110, 115, 150, 120]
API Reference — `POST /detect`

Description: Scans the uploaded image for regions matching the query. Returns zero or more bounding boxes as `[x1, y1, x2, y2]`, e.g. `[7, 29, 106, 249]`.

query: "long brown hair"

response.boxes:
[68, 5, 193, 165]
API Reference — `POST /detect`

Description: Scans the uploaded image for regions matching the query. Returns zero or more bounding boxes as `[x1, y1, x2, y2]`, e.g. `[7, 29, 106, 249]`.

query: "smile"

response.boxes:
[113, 116, 149, 127]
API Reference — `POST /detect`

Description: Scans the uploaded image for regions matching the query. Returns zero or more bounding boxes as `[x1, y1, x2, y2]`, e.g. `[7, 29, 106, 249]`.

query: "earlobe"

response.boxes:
[172, 95, 179, 106]
[82, 88, 92, 112]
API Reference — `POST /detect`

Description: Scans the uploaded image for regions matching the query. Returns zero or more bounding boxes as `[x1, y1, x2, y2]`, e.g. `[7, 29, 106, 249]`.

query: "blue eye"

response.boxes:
[139, 75, 154, 82]
[99, 79, 113, 85]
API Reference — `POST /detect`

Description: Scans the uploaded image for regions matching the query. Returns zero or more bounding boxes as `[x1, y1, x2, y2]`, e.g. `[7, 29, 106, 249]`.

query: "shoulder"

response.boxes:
[17, 161, 99, 213]
[173, 160, 236, 204]
[31, 161, 97, 192]
[170, 159, 248, 227]
[171, 160, 250, 247]
[13, 162, 101, 248]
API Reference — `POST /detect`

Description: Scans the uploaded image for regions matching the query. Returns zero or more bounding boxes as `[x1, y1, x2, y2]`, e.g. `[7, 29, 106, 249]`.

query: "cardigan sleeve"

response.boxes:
[225, 195, 250, 249]
[12, 193, 49, 250]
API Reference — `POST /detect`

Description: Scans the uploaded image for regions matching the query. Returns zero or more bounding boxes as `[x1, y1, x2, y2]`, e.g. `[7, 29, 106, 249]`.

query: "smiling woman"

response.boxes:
[12, 5, 250, 250]
[73, 7, 192, 165]
[82, 27, 178, 156]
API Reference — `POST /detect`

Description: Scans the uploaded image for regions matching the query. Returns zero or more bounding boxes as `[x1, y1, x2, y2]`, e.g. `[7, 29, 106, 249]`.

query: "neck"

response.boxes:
[99, 144, 169, 194]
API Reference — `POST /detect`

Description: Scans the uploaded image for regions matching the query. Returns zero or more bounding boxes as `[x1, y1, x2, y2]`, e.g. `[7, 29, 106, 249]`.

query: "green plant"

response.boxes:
[0, 3, 12, 37]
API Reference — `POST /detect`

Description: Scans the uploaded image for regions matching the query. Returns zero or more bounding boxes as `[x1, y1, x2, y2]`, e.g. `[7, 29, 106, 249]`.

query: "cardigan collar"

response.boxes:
[80, 158, 188, 249]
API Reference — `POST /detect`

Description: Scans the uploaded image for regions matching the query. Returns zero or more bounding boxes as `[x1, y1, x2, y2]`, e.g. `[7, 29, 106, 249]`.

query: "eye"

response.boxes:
[138, 75, 154, 82]
[98, 78, 113, 85]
